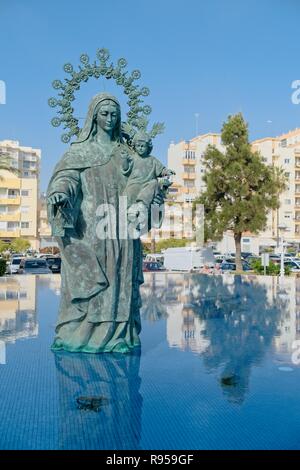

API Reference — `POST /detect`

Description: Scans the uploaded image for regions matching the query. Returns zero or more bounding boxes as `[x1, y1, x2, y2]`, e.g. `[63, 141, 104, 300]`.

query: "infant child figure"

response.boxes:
[121, 131, 175, 224]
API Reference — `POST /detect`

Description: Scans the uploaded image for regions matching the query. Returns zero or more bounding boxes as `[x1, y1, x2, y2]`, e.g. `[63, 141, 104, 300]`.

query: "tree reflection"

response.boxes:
[186, 274, 288, 404]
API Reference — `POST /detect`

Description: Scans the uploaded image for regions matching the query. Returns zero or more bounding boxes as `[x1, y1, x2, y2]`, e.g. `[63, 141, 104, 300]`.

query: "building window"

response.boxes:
[185, 151, 195, 160]
[285, 172, 290, 178]
[183, 165, 195, 173]
[284, 199, 291, 205]
[284, 158, 290, 164]
[7, 189, 19, 198]
[281, 139, 287, 148]
[23, 160, 36, 169]
[21, 190, 29, 196]
[21, 206, 29, 213]
[0, 205, 6, 213]
[21, 222, 30, 229]
[184, 180, 195, 188]
[7, 222, 19, 230]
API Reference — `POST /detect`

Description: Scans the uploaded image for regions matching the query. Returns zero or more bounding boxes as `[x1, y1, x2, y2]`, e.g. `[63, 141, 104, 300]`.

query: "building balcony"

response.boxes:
[182, 158, 196, 165]
[182, 173, 196, 180]
[0, 178, 21, 189]
[0, 229, 20, 238]
[0, 197, 21, 205]
[0, 212, 20, 222]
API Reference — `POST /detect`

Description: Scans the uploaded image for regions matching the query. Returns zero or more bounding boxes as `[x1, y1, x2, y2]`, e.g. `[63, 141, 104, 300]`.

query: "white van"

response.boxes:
[145, 253, 164, 264]
[163, 246, 215, 271]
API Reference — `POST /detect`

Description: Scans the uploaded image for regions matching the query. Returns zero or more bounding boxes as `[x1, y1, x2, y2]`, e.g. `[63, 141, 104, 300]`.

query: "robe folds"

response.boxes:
[47, 140, 146, 353]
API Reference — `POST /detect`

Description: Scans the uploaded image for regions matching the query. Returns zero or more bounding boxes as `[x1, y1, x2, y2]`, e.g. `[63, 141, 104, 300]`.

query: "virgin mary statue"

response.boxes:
[47, 92, 162, 353]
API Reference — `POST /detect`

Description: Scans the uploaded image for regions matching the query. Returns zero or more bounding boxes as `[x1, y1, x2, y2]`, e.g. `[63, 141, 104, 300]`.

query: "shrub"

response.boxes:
[250, 259, 291, 276]
[0, 258, 7, 276]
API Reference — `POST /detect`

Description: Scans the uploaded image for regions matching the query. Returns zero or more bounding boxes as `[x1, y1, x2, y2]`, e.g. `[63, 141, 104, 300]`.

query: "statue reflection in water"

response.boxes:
[54, 349, 142, 449]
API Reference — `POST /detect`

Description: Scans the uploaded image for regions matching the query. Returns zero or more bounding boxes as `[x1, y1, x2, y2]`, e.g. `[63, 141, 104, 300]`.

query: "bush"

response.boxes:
[0, 258, 7, 276]
[250, 259, 291, 276]
[0, 241, 10, 253]
[142, 243, 151, 255]
[10, 238, 31, 253]
[155, 238, 189, 253]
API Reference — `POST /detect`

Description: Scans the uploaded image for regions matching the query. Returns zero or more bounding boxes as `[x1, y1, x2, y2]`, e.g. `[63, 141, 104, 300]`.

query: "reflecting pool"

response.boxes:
[0, 273, 300, 449]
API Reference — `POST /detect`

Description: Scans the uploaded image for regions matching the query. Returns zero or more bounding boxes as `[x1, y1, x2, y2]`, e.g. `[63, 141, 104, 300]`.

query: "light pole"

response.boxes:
[278, 224, 287, 278]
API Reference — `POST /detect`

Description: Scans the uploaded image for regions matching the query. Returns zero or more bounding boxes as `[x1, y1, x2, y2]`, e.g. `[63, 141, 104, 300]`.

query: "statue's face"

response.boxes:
[134, 140, 149, 157]
[96, 101, 119, 133]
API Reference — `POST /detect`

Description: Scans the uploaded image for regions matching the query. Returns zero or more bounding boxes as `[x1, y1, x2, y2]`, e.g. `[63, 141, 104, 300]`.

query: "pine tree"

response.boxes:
[194, 113, 286, 271]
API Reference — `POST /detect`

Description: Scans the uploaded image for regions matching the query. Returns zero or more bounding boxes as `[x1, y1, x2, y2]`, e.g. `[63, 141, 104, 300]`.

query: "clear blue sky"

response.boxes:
[0, 0, 300, 191]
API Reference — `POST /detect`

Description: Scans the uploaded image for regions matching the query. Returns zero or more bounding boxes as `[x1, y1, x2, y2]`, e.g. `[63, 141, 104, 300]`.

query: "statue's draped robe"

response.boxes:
[47, 141, 143, 353]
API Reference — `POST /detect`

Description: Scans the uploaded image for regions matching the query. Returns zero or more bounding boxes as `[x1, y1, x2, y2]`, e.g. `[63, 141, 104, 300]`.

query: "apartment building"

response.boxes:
[0, 140, 41, 249]
[168, 133, 224, 202]
[252, 128, 300, 245]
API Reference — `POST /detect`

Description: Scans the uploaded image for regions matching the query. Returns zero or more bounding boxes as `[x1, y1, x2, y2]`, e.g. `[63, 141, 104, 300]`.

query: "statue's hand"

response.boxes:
[121, 149, 132, 161]
[162, 168, 175, 177]
[47, 192, 70, 206]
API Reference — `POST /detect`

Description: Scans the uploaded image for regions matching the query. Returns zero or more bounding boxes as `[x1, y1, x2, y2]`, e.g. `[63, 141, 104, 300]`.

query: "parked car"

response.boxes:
[38, 253, 55, 259]
[143, 261, 165, 272]
[284, 260, 300, 273]
[241, 252, 254, 259]
[220, 261, 252, 272]
[214, 254, 228, 262]
[144, 253, 164, 265]
[6, 257, 23, 274]
[45, 257, 61, 273]
[18, 258, 52, 275]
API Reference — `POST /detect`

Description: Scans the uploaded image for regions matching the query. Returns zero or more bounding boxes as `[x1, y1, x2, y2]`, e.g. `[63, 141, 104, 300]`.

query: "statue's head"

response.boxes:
[73, 93, 121, 145]
[132, 131, 153, 157]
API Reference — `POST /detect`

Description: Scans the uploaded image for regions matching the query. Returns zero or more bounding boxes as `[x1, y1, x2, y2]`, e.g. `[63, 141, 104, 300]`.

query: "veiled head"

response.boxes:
[73, 93, 122, 145]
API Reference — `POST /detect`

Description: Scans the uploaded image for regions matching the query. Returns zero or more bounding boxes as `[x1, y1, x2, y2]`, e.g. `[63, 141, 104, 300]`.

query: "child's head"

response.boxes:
[132, 131, 153, 157]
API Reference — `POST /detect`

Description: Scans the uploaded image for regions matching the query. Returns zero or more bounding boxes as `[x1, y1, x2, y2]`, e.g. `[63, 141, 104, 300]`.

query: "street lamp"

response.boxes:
[278, 223, 287, 277]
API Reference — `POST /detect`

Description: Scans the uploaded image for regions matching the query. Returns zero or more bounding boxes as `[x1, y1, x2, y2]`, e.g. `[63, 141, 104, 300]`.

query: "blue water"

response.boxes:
[0, 273, 300, 450]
